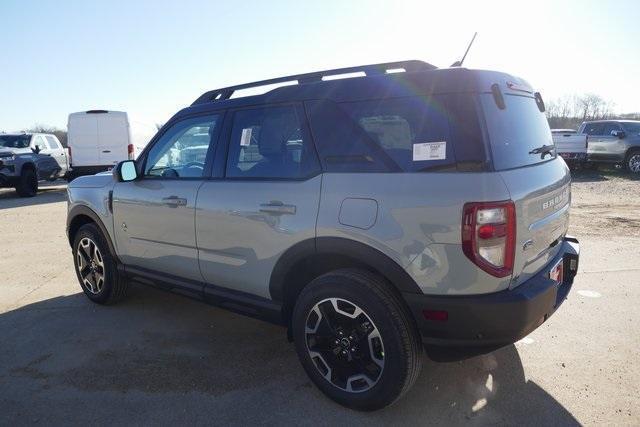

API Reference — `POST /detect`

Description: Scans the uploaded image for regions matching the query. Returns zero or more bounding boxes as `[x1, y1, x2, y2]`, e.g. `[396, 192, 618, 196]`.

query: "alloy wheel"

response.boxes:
[76, 237, 105, 294]
[628, 154, 640, 173]
[305, 298, 385, 393]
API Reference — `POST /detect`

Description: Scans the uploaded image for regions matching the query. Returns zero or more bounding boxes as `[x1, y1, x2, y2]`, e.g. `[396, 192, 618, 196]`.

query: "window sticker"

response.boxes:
[240, 128, 253, 146]
[413, 141, 446, 161]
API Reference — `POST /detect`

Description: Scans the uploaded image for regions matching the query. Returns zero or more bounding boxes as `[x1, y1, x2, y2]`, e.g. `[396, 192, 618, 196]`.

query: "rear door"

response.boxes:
[196, 104, 321, 299]
[97, 113, 130, 166]
[480, 92, 571, 286]
[112, 114, 222, 292]
[68, 114, 99, 167]
[44, 135, 68, 175]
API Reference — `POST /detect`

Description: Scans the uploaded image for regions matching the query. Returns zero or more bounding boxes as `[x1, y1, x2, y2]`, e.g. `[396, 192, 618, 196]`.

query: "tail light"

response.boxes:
[127, 143, 134, 160]
[462, 201, 516, 278]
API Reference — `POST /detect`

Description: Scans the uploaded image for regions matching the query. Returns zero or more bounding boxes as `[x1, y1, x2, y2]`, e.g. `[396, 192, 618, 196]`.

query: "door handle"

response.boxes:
[259, 201, 296, 215]
[102, 150, 111, 153]
[162, 196, 187, 207]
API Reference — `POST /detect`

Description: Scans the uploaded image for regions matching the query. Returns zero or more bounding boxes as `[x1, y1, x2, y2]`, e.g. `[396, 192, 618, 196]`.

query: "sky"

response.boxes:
[1, 0, 639, 132]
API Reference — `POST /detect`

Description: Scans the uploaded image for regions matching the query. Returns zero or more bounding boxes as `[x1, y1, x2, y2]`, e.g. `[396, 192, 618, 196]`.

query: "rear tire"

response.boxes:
[15, 168, 38, 197]
[625, 150, 640, 174]
[72, 223, 128, 304]
[292, 269, 423, 411]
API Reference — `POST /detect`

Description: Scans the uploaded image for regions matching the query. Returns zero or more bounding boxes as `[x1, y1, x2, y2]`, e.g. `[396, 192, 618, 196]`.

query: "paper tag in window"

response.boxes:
[240, 128, 252, 146]
[413, 141, 446, 161]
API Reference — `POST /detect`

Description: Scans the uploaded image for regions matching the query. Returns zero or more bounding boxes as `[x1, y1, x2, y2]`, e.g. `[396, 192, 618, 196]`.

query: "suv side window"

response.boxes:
[144, 115, 220, 179]
[45, 136, 60, 150]
[226, 105, 319, 179]
[583, 123, 605, 136]
[31, 135, 46, 150]
[602, 122, 622, 136]
[307, 96, 456, 173]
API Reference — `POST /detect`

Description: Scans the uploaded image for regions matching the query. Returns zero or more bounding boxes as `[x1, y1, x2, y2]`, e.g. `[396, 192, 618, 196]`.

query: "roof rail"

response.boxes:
[192, 60, 436, 105]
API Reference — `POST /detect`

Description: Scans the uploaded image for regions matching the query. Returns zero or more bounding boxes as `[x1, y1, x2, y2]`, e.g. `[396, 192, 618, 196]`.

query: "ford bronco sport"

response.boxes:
[66, 60, 580, 411]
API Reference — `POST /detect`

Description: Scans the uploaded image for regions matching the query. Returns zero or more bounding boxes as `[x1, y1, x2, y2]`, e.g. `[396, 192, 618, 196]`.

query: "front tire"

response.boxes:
[292, 269, 423, 411]
[625, 151, 640, 174]
[72, 223, 128, 304]
[15, 168, 38, 197]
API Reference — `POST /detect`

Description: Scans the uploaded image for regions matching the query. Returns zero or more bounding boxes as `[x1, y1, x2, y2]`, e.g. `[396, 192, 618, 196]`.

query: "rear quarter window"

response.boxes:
[307, 96, 486, 173]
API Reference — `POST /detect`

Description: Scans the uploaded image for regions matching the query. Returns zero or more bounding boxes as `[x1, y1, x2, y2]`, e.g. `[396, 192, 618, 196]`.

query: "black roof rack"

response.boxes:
[192, 60, 437, 105]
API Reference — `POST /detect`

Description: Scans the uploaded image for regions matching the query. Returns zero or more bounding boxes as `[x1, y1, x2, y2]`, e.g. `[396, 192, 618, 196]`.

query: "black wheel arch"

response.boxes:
[67, 205, 119, 262]
[269, 236, 422, 324]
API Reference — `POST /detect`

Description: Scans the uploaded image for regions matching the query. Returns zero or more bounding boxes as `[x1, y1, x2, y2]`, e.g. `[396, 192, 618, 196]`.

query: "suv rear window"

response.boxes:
[306, 95, 486, 173]
[480, 94, 555, 170]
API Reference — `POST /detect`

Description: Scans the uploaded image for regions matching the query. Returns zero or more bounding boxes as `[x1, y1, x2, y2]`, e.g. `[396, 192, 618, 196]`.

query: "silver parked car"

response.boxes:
[66, 60, 580, 410]
[580, 120, 640, 172]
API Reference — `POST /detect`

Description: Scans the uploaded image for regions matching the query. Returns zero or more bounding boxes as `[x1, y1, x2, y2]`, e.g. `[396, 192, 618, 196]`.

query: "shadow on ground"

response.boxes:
[0, 284, 579, 425]
[570, 165, 640, 183]
[0, 183, 67, 209]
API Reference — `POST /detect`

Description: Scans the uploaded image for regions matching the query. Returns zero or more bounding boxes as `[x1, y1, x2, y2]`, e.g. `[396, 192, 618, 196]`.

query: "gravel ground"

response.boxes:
[0, 175, 639, 426]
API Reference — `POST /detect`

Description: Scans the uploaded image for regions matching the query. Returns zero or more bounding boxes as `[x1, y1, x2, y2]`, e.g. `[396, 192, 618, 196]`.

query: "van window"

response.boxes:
[226, 105, 320, 179]
[480, 94, 555, 170]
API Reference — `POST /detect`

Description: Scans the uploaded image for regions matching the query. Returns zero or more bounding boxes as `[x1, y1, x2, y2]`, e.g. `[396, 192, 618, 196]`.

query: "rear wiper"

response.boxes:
[529, 144, 555, 158]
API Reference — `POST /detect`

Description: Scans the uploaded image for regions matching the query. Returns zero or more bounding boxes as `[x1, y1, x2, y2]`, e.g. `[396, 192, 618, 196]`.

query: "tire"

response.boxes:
[625, 150, 640, 174]
[72, 223, 128, 305]
[15, 168, 38, 197]
[292, 269, 423, 411]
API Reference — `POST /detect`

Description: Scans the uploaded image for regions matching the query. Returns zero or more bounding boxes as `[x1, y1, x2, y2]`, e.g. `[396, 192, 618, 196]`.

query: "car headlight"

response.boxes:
[0, 155, 15, 164]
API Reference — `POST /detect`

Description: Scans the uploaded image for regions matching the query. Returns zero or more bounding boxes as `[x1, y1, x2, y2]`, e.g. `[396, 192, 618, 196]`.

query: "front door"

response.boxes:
[588, 122, 625, 161]
[196, 104, 322, 299]
[112, 114, 222, 290]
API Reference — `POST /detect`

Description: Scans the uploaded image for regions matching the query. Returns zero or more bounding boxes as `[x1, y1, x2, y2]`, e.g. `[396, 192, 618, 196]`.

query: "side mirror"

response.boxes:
[31, 145, 41, 154]
[611, 130, 626, 139]
[114, 160, 139, 182]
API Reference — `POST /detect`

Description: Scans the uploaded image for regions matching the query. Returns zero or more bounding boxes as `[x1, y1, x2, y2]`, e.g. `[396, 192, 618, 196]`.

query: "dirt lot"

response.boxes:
[1, 172, 639, 426]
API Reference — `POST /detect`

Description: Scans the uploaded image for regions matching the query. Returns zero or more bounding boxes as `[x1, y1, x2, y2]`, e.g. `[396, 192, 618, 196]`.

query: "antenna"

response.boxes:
[450, 32, 477, 67]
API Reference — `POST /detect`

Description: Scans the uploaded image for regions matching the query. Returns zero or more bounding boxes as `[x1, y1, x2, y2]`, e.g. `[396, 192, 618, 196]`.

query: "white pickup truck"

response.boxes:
[551, 129, 588, 168]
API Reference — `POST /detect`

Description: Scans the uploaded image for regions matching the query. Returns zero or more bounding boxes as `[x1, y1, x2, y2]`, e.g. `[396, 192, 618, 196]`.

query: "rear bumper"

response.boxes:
[403, 236, 580, 348]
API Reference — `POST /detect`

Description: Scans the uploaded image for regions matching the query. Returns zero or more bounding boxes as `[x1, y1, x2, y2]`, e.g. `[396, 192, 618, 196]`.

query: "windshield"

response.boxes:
[0, 135, 30, 149]
[622, 122, 640, 134]
[480, 94, 554, 170]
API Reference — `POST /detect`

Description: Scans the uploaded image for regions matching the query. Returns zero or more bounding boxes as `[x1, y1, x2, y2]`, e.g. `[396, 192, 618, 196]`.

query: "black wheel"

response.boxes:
[15, 168, 38, 197]
[72, 223, 128, 304]
[626, 151, 640, 174]
[292, 269, 423, 411]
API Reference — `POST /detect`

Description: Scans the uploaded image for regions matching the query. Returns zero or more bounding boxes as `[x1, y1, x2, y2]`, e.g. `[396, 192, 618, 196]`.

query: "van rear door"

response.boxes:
[97, 112, 130, 166]
[480, 90, 571, 287]
[68, 113, 98, 167]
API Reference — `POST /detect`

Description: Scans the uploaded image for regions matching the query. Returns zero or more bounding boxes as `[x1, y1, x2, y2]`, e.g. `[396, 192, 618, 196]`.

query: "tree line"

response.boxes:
[546, 93, 640, 130]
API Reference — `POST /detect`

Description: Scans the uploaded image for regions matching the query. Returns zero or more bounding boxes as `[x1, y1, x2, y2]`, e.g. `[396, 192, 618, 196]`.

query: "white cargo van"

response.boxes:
[67, 110, 135, 179]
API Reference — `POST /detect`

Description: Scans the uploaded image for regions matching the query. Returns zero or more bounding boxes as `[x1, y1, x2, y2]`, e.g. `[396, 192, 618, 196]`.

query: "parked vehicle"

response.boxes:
[551, 129, 588, 168]
[67, 110, 135, 180]
[66, 61, 580, 410]
[579, 120, 640, 173]
[0, 133, 68, 197]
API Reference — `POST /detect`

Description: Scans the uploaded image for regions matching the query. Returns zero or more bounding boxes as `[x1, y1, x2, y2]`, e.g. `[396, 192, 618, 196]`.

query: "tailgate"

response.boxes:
[499, 158, 571, 288]
[553, 134, 588, 154]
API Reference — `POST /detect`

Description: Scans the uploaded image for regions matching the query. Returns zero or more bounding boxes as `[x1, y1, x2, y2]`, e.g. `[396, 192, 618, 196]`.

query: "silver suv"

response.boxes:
[579, 120, 640, 173]
[66, 61, 580, 411]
